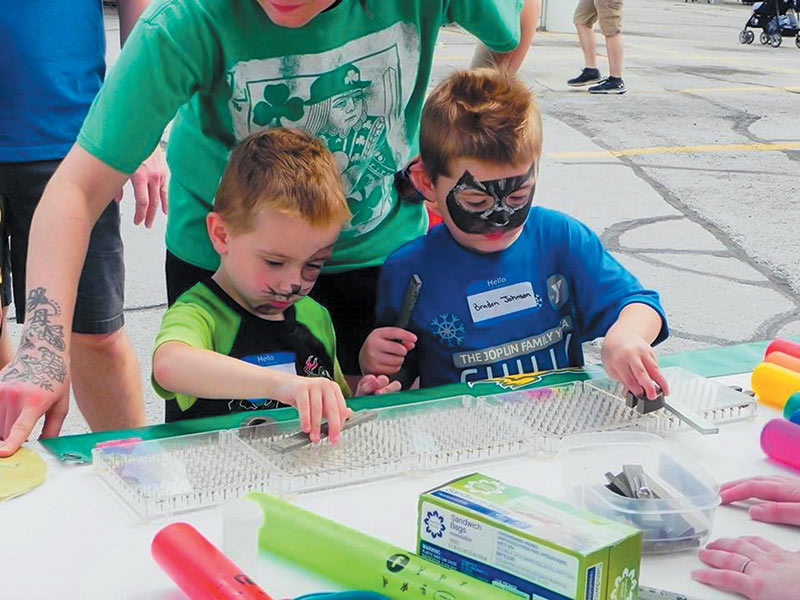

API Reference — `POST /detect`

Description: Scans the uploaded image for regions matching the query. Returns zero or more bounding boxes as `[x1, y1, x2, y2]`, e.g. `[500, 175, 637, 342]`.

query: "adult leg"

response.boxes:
[69, 199, 144, 430]
[576, 24, 598, 69]
[605, 33, 624, 78]
[5, 162, 144, 432]
[70, 328, 144, 430]
[568, 0, 602, 86]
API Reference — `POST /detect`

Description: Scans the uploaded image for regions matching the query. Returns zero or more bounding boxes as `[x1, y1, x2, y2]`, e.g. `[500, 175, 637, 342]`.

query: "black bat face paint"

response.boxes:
[446, 164, 536, 234]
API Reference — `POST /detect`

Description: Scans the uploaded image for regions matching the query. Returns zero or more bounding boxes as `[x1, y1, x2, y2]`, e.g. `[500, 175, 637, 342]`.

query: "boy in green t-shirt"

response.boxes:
[152, 128, 398, 441]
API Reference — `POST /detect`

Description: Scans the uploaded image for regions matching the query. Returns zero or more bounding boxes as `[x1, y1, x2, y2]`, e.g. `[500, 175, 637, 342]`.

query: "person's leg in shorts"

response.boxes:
[596, 0, 624, 78]
[309, 267, 379, 388]
[2, 160, 144, 432]
[573, 0, 600, 70]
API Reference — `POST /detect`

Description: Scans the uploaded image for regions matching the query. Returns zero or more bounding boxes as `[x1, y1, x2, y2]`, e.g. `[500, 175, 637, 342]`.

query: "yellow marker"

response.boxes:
[751, 362, 800, 409]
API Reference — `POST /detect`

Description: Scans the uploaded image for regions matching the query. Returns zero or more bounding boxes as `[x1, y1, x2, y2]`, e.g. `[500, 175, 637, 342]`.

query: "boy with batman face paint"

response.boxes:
[361, 69, 670, 402]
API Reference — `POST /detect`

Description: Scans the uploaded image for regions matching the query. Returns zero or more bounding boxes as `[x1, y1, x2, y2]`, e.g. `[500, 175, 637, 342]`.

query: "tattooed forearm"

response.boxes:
[1, 287, 68, 391]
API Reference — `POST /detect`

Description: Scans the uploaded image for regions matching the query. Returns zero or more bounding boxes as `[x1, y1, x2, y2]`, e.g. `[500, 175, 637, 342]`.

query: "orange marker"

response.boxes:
[751, 362, 800, 409]
[766, 351, 800, 374]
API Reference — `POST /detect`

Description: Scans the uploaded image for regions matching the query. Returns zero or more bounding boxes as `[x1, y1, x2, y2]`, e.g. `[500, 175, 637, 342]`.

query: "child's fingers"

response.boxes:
[355, 375, 379, 396]
[366, 355, 404, 375]
[339, 395, 351, 424]
[380, 355, 406, 370]
[643, 352, 670, 396]
[379, 327, 417, 344]
[375, 337, 411, 358]
[631, 358, 658, 400]
[309, 386, 323, 443]
[324, 386, 343, 444]
[377, 380, 402, 395]
[620, 364, 644, 398]
[295, 390, 311, 434]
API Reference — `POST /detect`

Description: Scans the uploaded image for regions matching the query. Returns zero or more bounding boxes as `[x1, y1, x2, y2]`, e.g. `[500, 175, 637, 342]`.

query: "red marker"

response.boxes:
[765, 338, 800, 361]
[152, 522, 273, 600]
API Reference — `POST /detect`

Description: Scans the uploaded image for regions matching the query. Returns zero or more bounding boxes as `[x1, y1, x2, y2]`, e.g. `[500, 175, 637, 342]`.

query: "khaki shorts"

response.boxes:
[574, 0, 623, 37]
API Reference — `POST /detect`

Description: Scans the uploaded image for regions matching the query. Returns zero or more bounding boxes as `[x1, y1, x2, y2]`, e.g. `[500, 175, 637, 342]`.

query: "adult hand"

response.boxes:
[114, 146, 169, 227]
[354, 374, 402, 397]
[601, 327, 669, 401]
[693, 536, 800, 600]
[359, 327, 416, 375]
[273, 376, 350, 444]
[721, 476, 800, 526]
[0, 377, 69, 456]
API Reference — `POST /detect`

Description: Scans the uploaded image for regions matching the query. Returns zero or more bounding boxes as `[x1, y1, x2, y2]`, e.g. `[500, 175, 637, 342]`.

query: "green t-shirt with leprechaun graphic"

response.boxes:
[77, 0, 524, 272]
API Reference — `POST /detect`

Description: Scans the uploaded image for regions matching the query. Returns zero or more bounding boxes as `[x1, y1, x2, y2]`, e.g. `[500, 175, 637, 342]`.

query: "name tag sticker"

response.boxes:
[241, 351, 297, 375]
[467, 282, 541, 323]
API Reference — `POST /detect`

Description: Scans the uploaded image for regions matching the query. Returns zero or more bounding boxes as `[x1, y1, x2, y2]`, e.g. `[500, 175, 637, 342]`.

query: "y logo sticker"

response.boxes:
[546, 274, 569, 310]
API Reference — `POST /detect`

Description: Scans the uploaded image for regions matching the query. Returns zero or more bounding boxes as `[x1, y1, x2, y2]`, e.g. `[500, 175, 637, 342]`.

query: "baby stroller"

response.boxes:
[739, 0, 800, 48]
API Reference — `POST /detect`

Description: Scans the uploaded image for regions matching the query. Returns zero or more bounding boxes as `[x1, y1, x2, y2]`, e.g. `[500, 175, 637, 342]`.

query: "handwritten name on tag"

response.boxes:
[467, 282, 540, 323]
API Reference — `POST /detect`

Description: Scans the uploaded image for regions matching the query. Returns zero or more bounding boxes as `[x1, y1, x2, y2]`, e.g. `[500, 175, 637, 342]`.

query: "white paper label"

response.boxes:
[467, 282, 540, 323]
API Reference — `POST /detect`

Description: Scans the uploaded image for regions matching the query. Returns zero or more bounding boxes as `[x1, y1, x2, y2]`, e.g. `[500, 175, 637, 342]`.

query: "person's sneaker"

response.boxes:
[588, 77, 627, 94]
[567, 68, 602, 87]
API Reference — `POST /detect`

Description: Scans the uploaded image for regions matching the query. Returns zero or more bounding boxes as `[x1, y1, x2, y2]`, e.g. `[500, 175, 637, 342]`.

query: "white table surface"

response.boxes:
[3, 373, 798, 600]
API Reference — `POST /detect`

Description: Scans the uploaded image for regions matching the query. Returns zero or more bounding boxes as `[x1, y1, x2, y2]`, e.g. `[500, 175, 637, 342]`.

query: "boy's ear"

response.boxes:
[206, 212, 231, 255]
[408, 159, 436, 203]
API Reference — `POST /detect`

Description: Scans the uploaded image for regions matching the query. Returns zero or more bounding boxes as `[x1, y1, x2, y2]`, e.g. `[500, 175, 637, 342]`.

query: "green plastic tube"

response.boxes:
[248, 493, 517, 600]
[783, 391, 800, 420]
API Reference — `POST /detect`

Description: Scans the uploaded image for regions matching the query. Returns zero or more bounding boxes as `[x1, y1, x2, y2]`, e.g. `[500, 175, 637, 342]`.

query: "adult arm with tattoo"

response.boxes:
[0, 148, 127, 455]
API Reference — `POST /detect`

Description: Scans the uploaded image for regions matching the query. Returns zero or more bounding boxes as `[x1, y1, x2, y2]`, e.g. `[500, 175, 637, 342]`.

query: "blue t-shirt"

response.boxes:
[0, 2, 106, 162]
[376, 208, 669, 387]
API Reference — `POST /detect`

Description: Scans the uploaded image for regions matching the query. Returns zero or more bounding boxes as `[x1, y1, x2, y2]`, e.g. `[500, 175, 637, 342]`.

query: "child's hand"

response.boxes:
[354, 374, 402, 397]
[601, 327, 669, 401]
[273, 376, 351, 444]
[359, 327, 417, 375]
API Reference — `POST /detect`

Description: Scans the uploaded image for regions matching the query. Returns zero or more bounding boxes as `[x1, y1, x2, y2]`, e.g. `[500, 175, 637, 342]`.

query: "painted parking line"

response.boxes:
[549, 142, 800, 159]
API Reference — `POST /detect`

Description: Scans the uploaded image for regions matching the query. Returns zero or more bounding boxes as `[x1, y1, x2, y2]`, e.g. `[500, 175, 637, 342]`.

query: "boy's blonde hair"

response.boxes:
[215, 127, 350, 232]
[419, 68, 542, 181]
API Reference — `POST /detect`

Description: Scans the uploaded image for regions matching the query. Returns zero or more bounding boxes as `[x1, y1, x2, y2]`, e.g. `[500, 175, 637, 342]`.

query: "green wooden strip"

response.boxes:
[39, 367, 599, 463]
[42, 335, 800, 463]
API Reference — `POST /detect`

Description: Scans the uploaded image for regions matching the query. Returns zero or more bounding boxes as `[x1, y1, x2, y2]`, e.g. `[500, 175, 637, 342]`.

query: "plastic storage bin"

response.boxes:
[560, 431, 720, 554]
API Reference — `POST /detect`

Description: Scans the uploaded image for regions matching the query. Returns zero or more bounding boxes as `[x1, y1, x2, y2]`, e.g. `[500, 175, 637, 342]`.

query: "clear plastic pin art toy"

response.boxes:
[93, 367, 756, 518]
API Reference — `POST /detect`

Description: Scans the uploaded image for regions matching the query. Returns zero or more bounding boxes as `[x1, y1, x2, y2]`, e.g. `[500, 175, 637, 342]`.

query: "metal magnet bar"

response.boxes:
[395, 274, 422, 330]
[270, 409, 379, 453]
[623, 464, 656, 499]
